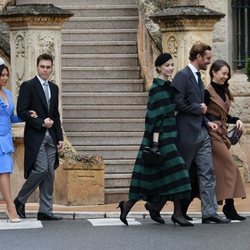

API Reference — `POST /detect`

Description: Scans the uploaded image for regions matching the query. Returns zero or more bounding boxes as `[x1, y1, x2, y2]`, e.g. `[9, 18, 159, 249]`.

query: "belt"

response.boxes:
[206, 113, 227, 122]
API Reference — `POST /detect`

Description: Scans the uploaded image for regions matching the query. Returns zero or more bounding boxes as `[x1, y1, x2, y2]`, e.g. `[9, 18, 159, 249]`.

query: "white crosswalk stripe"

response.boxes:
[0, 219, 43, 230]
[88, 218, 141, 226]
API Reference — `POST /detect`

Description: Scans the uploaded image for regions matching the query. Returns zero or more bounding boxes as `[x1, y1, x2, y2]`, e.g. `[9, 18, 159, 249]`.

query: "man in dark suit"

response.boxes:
[14, 53, 64, 221]
[171, 42, 230, 224]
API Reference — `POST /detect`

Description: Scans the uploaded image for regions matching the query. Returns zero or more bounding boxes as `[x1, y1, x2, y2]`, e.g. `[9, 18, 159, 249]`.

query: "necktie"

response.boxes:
[43, 81, 50, 107]
[196, 72, 203, 89]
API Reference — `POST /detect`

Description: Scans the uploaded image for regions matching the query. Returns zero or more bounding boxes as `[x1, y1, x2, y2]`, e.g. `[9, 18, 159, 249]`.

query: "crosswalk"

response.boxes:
[0, 219, 43, 230]
[87, 218, 241, 226]
[0, 217, 241, 229]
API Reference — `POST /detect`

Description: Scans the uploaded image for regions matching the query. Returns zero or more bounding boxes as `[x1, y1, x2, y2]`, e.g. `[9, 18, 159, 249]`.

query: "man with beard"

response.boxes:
[171, 42, 230, 224]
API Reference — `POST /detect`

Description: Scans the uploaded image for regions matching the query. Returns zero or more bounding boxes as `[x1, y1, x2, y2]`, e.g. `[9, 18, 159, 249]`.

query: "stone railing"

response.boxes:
[137, 0, 162, 90]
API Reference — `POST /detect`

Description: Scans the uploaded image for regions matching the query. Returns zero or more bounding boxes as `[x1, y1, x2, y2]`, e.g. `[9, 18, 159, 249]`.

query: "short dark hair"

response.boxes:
[189, 42, 211, 61]
[37, 53, 53, 66]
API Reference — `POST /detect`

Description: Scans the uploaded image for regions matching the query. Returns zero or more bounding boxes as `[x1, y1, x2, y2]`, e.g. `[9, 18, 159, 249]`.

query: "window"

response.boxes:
[232, 0, 250, 69]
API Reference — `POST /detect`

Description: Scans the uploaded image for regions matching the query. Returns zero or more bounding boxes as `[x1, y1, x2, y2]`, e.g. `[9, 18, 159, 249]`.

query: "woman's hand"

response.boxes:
[236, 119, 244, 131]
[207, 121, 218, 131]
[29, 110, 38, 118]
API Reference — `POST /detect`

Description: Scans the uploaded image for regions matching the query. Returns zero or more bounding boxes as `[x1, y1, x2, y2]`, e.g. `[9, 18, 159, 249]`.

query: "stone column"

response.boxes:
[0, 4, 73, 106]
[0, 4, 73, 201]
[150, 1, 225, 80]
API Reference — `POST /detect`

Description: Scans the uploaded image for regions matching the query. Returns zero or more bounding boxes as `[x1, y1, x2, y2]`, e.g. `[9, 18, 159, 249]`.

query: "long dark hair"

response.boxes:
[209, 59, 234, 101]
[0, 64, 9, 74]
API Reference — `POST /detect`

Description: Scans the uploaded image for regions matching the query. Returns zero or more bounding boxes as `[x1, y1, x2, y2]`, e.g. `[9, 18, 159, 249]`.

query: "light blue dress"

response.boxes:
[0, 88, 21, 173]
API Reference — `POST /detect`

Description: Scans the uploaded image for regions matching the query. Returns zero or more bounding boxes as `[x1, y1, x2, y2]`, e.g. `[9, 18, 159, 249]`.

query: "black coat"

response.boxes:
[171, 66, 208, 165]
[17, 76, 63, 178]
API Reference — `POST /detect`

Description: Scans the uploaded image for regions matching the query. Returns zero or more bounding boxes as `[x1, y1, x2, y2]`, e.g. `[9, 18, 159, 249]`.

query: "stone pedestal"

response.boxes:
[0, 4, 73, 106]
[150, 5, 225, 80]
[55, 155, 105, 205]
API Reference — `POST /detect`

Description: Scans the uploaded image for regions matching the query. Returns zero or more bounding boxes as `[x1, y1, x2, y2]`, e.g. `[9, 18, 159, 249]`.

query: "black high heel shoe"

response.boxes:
[117, 201, 128, 226]
[171, 215, 194, 227]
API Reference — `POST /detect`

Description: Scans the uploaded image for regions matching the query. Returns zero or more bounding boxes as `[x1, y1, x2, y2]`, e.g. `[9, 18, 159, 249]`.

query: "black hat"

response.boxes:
[155, 53, 172, 67]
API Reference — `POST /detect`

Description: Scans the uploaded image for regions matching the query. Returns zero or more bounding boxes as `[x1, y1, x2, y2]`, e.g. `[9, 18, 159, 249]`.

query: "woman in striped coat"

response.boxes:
[117, 53, 192, 226]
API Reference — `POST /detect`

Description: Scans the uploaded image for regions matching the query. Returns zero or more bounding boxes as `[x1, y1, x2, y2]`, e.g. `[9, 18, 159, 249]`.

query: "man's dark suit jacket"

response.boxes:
[171, 66, 208, 164]
[17, 76, 63, 178]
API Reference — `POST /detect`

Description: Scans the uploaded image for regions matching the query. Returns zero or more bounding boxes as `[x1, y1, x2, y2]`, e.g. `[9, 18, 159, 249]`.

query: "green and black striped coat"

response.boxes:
[129, 78, 191, 202]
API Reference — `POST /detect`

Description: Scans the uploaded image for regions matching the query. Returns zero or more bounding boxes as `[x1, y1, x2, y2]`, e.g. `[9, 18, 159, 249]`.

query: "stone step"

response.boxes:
[62, 79, 144, 92]
[61, 53, 138, 67]
[73, 145, 139, 159]
[105, 173, 131, 188]
[16, 0, 136, 5]
[62, 41, 137, 54]
[62, 29, 137, 42]
[63, 16, 138, 29]
[62, 92, 147, 105]
[61, 66, 140, 79]
[63, 118, 145, 132]
[62, 105, 146, 119]
[60, 5, 138, 17]
[105, 188, 129, 204]
[104, 159, 135, 173]
[66, 131, 143, 145]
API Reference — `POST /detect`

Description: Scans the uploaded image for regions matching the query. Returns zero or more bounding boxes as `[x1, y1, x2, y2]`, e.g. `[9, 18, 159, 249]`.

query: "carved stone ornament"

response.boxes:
[167, 36, 178, 57]
[15, 34, 25, 88]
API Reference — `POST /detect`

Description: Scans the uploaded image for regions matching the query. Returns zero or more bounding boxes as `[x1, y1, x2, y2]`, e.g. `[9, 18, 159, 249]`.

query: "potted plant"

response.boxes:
[245, 57, 250, 82]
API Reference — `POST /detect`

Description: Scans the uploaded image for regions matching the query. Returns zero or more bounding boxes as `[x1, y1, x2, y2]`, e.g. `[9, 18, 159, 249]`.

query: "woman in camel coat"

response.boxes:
[204, 59, 246, 220]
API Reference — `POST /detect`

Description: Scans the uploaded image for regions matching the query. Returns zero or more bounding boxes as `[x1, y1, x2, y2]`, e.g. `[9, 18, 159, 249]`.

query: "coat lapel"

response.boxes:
[186, 66, 203, 102]
[206, 84, 230, 113]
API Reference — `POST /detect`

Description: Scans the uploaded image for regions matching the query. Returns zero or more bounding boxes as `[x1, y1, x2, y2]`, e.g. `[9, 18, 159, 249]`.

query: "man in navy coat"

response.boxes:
[14, 53, 64, 220]
[171, 42, 230, 224]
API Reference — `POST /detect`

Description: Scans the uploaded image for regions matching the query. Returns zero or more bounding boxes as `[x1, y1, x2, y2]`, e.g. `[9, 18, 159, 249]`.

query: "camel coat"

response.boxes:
[205, 84, 246, 204]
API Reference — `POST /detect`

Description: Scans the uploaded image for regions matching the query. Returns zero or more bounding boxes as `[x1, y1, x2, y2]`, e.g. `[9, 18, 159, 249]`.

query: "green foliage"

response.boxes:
[245, 57, 250, 82]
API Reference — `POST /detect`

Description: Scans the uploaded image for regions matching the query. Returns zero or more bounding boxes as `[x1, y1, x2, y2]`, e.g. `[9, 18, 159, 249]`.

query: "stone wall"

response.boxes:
[200, 0, 232, 64]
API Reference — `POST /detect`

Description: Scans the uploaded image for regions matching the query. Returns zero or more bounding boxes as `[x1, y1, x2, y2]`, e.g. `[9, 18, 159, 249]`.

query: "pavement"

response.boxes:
[1, 183, 250, 220]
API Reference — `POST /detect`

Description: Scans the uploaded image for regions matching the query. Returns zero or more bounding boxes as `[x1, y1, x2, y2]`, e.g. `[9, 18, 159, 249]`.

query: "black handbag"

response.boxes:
[142, 146, 165, 166]
[227, 126, 243, 145]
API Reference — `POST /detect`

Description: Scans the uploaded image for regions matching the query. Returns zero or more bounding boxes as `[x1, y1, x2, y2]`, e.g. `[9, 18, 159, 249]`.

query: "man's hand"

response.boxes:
[207, 121, 218, 131]
[57, 141, 64, 152]
[43, 118, 54, 128]
[200, 103, 207, 114]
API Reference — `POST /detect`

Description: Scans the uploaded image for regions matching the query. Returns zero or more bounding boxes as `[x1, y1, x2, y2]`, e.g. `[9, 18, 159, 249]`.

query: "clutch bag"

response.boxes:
[227, 126, 243, 145]
[142, 146, 165, 166]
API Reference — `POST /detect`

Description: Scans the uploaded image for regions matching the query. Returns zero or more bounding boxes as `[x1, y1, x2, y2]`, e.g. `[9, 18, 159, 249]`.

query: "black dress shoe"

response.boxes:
[14, 198, 26, 218]
[202, 214, 231, 224]
[37, 213, 63, 221]
[145, 203, 165, 224]
[184, 214, 193, 221]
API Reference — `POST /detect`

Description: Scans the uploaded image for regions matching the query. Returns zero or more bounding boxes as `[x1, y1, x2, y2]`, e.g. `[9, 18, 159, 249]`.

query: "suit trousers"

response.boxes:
[17, 132, 56, 214]
[186, 126, 218, 218]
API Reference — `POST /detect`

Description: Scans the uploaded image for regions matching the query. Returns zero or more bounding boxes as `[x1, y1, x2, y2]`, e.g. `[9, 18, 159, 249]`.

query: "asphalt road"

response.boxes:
[0, 218, 249, 250]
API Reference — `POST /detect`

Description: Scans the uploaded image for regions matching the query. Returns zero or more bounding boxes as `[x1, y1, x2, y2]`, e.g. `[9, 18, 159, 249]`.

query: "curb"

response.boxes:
[1, 211, 250, 220]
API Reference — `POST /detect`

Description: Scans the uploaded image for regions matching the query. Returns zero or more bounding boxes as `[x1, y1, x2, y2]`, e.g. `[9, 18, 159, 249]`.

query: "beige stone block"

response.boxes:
[55, 155, 105, 205]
